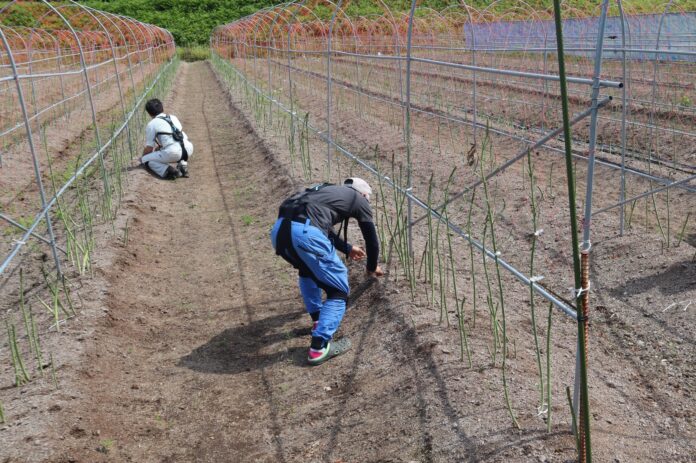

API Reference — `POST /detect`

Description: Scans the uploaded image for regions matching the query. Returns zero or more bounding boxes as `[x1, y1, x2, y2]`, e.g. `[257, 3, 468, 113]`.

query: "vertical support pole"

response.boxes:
[392, 13, 404, 117]
[618, 0, 628, 235]
[242, 24, 249, 74]
[53, 37, 67, 109]
[26, 32, 39, 120]
[286, 2, 307, 169]
[43, 1, 108, 210]
[581, 0, 610, 249]
[125, 17, 147, 93]
[326, 1, 344, 182]
[542, 34, 549, 133]
[405, 0, 417, 258]
[108, 15, 140, 157]
[578, 0, 613, 461]
[647, 2, 674, 168]
[76, 3, 132, 158]
[267, 11, 280, 126]
[0, 29, 62, 276]
[574, 4, 611, 432]
[353, 21, 361, 113]
[269, 7, 295, 127]
[644, 1, 673, 236]
[252, 15, 263, 90]
[235, 29, 242, 66]
[464, 6, 478, 146]
[240, 24, 248, 76]
[141, 23, 156, 78]
[550, 0, 593, 460]
[287, 11, 295, 145]
[579, 249, 591, 463]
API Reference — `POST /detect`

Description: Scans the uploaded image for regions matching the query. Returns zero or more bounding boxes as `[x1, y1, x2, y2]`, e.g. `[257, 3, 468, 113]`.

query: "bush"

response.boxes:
[177, 47, 211, 62]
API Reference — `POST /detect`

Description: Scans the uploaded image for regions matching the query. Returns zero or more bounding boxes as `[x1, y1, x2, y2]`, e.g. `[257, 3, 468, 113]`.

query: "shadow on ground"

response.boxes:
[611, 260, 695, 297]
[178, 308, 309, 374]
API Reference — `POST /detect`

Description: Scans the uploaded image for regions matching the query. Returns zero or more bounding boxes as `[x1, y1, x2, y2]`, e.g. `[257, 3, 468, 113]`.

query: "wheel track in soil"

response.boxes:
[196, 59, 287, 462]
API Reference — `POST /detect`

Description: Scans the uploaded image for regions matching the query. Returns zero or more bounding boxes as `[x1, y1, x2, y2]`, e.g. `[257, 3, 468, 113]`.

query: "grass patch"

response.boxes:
[97, 438, 115, 454]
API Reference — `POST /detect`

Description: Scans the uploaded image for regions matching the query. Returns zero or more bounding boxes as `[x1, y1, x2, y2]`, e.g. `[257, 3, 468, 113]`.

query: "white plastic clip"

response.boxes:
[534, 228, 544, 237]
[573, 281, 591, 299]
[530, 275, 544, 283]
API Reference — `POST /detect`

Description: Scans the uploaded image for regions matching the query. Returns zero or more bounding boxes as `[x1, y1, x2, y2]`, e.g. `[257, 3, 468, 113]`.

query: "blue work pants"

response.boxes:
[271, 218, 349, 343]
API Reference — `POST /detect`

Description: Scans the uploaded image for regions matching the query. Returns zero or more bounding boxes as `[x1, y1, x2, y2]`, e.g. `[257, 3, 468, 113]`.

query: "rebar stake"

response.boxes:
[579, 249, 591, 463]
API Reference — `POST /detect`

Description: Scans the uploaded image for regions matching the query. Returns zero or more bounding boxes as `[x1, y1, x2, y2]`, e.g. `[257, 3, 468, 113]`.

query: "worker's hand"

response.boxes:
[367, 265, 384, 278]
[349, 246, 366, 261]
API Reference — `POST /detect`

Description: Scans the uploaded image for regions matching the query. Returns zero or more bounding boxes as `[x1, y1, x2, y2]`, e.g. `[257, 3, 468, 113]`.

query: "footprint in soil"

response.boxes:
[69, 426, 87, 438]
[178, 309, 311, 373]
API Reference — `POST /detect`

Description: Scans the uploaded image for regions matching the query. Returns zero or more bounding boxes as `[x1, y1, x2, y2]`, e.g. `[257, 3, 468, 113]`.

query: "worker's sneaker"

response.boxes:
[307, 338, 352, 366]
[164, 165, 181, 180]
[177, 161, 189, 178]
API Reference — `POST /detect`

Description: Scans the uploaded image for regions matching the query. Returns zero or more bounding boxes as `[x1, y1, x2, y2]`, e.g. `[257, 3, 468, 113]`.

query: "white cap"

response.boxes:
[344, 177, 372, 199]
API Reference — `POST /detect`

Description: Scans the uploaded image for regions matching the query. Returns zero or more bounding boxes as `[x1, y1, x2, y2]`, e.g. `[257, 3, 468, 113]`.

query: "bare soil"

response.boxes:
[1, 60, 694, 463]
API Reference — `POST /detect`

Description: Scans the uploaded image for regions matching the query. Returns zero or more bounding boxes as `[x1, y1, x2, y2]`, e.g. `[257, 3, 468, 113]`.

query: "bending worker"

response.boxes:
[140, 98, 193, 180]
[271, 178, 384, 365]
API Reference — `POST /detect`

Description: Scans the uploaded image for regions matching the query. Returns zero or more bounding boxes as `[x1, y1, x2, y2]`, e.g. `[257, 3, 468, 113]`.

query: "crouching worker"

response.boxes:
[271, 178, 384, 366]
[140, 98, 194, 180]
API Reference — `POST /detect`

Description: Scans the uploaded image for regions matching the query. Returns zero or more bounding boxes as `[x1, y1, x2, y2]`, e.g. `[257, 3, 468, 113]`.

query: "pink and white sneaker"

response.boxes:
[306, 338, 352, 366]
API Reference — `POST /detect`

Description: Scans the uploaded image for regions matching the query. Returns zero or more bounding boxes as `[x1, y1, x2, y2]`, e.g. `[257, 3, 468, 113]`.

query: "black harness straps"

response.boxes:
[275, 183, 333, 268]
[155, 114, 189, 161]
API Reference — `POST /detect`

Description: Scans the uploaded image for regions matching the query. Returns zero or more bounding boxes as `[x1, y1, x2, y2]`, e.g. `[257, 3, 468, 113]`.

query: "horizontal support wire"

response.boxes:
[410, 56, 623, 88]
[325, 55, 694, 122]
[0, 64, 138, 138]
[265, 56, 695, 193]
[241, 42, 623, 87]
[7, 56, 117, 80]
[409, 45, 696, 57]
[592, 174, 696, 216]
[0, 212, 67, 254]
[0, 58, 175, 276]
[4, 45, 145, 69]
[216, 56, 578, 320]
